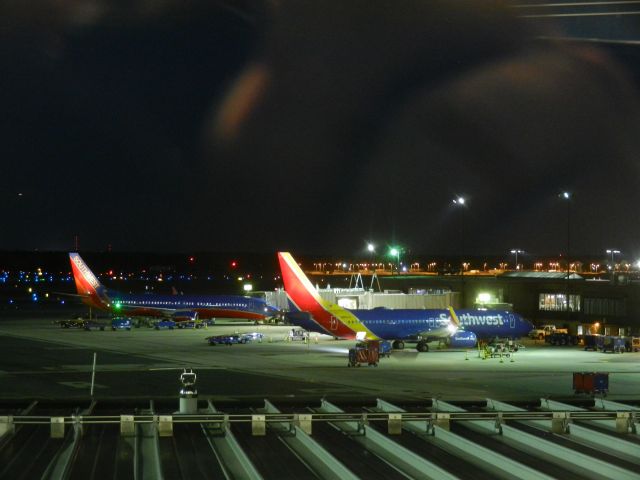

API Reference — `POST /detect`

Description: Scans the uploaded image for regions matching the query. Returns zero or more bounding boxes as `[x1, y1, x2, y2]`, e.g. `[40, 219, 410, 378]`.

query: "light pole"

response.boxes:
[560, 191, 571, 313]
[510, 249, 524, 270]
[606, 249, 620, 282]
[389, 247, 401, 275]
[367, 243, 375, 272]
[452, 196, 467, 274]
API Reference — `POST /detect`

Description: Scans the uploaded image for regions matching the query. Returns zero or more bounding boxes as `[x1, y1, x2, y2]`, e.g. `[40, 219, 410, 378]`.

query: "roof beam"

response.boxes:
[376, 399, 553, 480]
[261, 400, 358, 480]
[484, 398, 638, 479]
[135, 401, 164, 480]
[204, 401, 262, 480]
[317, 399, 458, 480]
[538, 398, 640, 463]
[541, 397, 638, 435]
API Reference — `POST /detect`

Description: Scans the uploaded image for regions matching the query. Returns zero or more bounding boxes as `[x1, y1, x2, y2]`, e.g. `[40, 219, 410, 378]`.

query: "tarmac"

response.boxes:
[1, 315, 640, 405]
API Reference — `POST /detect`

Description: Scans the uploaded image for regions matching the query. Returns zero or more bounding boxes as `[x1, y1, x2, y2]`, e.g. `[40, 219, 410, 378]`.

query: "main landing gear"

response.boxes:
[416, 340, 429, 352]
[392, 340, 405, 350]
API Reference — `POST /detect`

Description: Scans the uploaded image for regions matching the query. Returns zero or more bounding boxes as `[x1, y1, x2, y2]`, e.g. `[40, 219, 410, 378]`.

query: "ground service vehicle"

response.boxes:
[83, 321, 106, 331]
[529, 324, 568, 340]
[348, 341, 380, 367]
[154, 320, 176, 330]
[601, 336, 625, 353]
[583, 335, 602, 351]
[573, 372, 609, 395]
[207, 334, 243, 346]
[58, 319, 87, 329]
[547, 332, 580, 345]
[240, 332, 265, 342]
[111, 318, 132, 330]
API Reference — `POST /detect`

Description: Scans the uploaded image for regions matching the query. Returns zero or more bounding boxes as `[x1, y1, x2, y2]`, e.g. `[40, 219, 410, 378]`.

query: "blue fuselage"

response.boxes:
[287, 308, 533, 341]
[105, 293, 277, 320]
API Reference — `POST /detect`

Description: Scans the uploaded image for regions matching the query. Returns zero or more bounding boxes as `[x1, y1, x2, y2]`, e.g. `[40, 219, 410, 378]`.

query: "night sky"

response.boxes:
[2, 1, 640, 258]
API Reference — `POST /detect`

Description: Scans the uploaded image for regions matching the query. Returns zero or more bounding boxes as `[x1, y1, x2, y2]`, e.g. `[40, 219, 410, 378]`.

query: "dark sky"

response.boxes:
[2, 1, 640, 258]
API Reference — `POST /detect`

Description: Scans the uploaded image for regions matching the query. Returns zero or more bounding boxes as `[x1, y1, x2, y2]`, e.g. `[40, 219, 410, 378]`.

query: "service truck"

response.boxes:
[528, 324, 568, 340]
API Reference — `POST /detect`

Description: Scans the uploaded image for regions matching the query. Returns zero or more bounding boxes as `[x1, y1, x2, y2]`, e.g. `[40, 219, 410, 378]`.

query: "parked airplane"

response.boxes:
[69, 253, 278, 322]
[278, 252, 533, 351]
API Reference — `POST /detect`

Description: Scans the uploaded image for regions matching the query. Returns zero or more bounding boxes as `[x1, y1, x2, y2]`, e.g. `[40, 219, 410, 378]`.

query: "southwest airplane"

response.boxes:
[69, 253, 278, 322]
[278, 252, 533, 351]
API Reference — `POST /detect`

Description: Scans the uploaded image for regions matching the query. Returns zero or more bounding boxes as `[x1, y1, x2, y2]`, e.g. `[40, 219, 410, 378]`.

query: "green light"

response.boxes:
[115, 302, 122, 310]
[389, 248, 398, 256]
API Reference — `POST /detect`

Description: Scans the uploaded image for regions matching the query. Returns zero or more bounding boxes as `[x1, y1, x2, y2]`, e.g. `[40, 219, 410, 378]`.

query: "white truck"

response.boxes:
[528, 324, 568, 340]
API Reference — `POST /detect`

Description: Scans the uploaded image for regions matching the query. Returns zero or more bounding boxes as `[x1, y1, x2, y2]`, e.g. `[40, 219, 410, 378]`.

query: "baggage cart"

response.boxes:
[348, 341, 380, 367]
[602, 336, 625, 353]
[583, 335, 602, 351]
[573, 372, 609, 395]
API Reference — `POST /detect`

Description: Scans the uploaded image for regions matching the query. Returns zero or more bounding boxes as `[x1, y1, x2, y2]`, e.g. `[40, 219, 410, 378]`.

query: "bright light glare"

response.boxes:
[243, 284, 253, 292]
[478, 293, 491, 303]
[562, 191, 570, 199]
[447, 323, 458, 334]
[367, 243, 375, 252]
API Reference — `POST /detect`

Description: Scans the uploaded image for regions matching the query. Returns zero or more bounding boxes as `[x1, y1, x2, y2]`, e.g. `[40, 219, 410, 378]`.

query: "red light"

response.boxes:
[108, 270, 113, 276]
[189, 256, 195, 263]
[231, 261, 237, 268]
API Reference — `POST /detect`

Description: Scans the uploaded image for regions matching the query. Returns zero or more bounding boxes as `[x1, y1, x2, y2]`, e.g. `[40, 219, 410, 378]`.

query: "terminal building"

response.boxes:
[302, 271, 640, 337]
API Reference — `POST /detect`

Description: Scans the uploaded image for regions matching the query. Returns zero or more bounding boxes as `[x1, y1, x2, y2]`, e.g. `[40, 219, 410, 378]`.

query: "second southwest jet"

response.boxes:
[278, 252, 533, 351]
[69, 253, 278, 322]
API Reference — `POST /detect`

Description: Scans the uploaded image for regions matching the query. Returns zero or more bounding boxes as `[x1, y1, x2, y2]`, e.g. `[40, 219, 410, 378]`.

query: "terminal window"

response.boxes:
[583, 297, 626, 317]
[538, 293, 580, 312]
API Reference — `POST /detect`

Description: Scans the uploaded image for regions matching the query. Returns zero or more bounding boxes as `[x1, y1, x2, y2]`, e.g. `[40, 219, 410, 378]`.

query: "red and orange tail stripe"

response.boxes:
[278, 252, 380, 341]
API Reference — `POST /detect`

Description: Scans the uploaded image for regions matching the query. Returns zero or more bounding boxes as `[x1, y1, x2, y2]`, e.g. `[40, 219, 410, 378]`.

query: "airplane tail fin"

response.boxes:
[69, 253, 109, 309]
[448, 306, 461, 329]
[277, 252, 324, 313]
[449, 306, 464, 334]
[278, 252, 377, 340]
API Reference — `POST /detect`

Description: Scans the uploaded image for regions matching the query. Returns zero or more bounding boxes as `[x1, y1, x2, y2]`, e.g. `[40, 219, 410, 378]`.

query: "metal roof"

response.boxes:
[2, 397, 639, 479]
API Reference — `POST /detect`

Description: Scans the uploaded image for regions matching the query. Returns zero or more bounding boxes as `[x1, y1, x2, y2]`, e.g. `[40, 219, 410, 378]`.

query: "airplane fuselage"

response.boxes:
[287, 307, 531, 341]
[107, 294, 274, 320]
